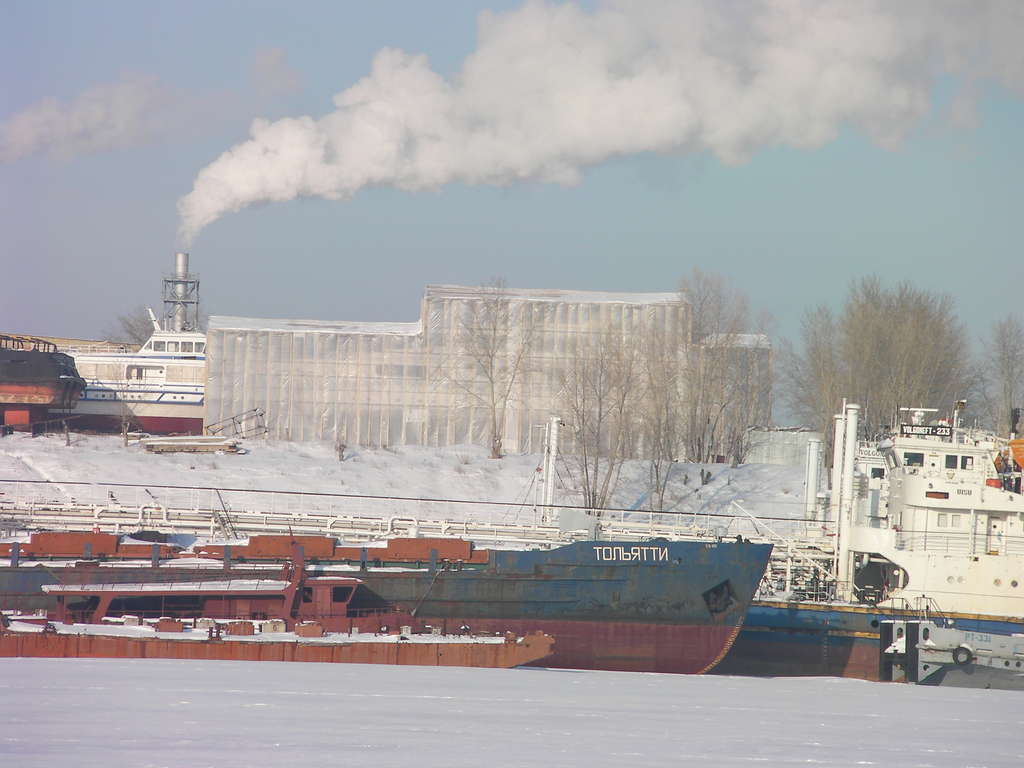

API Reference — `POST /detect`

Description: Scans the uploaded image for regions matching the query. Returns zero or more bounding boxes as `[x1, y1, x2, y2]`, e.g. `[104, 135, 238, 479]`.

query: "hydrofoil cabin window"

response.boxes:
[180, 342, 193, 353]
[127, 365, 165, 381]
[195, 342, 205, 353]
[166, 342, 178, 353]
[904, 452, 925, 467]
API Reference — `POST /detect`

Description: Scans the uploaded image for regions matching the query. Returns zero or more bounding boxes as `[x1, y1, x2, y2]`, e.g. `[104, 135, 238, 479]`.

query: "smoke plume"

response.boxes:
[1, 49, 302, 166]
[177, 0, 1024, 243]
[1, 75, 177, 163]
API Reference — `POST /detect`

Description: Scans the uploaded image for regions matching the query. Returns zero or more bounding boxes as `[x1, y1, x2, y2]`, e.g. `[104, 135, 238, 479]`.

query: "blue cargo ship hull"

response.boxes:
[712, 600, 1024, 679]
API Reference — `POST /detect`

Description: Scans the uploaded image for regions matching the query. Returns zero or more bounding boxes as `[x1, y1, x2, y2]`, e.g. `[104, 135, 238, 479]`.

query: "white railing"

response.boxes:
[0, 478, 844, 597]
[0, 478, 724, 546]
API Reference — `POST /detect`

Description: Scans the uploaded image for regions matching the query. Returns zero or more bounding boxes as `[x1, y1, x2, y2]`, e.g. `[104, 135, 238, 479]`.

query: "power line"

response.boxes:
[0, 477, 817, 523]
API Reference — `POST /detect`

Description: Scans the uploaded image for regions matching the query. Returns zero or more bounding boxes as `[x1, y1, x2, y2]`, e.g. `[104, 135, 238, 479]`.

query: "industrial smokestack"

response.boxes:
[173, 252, 189, 332]
[162, 251, 200, 332]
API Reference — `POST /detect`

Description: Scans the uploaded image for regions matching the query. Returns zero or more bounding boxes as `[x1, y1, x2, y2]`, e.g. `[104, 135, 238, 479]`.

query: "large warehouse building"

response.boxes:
[204, 284, 770, 455]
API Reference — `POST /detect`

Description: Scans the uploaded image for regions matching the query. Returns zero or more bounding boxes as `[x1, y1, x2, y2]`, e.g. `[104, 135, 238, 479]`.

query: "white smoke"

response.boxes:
[177, 0, 1024, 243]
[1, 49, 303, 166]
[0, 75, 176, 163]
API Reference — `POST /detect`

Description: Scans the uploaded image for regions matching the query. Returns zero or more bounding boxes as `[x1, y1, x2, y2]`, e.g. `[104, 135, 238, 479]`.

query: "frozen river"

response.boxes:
[1, 658, 1020, 767]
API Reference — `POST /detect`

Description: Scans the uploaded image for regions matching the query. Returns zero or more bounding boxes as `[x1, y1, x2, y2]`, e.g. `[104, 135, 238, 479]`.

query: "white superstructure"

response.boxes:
[68, 320, 206, 433]
[832, 402, 1024, 619]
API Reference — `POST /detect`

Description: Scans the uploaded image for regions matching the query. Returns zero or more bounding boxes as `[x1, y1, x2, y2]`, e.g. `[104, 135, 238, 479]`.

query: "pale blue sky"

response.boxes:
[2, 1, 1022, 344]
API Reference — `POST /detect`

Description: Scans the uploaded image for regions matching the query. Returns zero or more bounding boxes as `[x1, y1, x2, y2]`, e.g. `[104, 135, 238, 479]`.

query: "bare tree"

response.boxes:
[721, 317, 773, 465]
[560, 323, 643, 511]
[103, 305, 155, 346]
[678, 269, 767, 464]
[784, 276, 975, 441]
[455, 279, 536, 458]
[980, 313, 1024, 435]
[640, 322, 685, 510]
[779, 306, 841, 446]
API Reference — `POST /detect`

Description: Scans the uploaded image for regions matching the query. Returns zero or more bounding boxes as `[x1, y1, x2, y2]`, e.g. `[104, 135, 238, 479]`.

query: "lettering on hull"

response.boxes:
[592, 545, 669, 562]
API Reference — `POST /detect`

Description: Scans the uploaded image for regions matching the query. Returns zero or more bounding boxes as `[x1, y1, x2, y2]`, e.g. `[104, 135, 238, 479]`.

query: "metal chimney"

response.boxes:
[174, 252, 189, 331]
[162, 252, 201, 332]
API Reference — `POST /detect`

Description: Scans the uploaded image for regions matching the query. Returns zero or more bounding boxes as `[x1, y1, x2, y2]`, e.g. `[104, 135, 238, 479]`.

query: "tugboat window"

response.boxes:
[960, 456, 974, 470]
[904, 452, 924, 467]
[945, 455, 958, 469]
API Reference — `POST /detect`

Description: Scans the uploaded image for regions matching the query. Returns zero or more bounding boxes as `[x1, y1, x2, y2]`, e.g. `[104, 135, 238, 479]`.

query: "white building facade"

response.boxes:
[204, 284, 771, 455]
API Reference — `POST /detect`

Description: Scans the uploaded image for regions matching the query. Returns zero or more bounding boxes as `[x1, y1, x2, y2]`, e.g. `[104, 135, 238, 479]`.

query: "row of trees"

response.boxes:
[457, 272, 1022, 512]
[782, 276, 1023, 442]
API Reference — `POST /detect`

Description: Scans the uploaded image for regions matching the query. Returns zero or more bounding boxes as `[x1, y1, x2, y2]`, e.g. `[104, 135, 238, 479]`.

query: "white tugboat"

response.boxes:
[64, 253, 206, 434]
[880, 618, 1024, 690]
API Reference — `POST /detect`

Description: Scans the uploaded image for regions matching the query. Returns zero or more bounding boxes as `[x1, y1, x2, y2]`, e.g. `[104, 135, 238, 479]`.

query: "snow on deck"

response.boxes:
[41, 579, 290, 594]
[5, 620, 513, 645]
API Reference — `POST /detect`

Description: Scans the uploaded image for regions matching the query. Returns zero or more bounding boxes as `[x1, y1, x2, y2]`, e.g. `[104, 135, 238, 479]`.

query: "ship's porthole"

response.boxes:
[947, 576, 955, 584]
[1012, 580, 1019, 588]
[994, 579, 1002, 587]
[870, 619, 879, 628]
[1005, 661, 1011, 667]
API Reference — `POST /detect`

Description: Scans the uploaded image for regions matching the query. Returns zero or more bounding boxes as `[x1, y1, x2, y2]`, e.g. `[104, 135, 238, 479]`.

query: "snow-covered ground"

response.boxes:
[0, 433, 812, 537]
[1, 658, 1019, 767]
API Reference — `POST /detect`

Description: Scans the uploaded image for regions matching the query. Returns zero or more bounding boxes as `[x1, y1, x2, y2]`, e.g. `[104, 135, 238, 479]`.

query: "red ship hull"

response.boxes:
[69, 412, 204, 435]
[392, 616, 742, 674]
